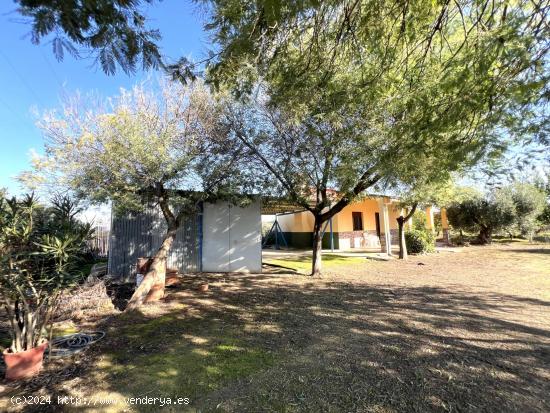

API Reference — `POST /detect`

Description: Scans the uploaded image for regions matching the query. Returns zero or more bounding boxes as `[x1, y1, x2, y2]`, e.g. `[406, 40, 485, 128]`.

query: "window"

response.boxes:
[352, 212, 363, 231]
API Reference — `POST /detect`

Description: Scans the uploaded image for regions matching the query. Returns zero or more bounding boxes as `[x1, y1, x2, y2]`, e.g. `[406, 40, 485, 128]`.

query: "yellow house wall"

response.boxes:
[276, 197, 404, 233]
[277, 210, 315, 232]
[334, 198, 403, 232]
[387, 206, 401, 230]
[441, 208, 449, 229]
[335, 198, 380, 232]
[425, 206, 435, 232]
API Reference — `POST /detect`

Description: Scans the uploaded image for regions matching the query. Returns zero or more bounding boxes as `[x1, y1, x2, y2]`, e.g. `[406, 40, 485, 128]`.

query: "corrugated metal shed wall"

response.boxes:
[107, 205, 200, 279]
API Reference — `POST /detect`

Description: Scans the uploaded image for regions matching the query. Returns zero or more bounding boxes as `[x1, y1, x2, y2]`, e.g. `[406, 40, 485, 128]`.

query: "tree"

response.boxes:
[447, 189, 516, 244]
[28, 80, 251, 308]
[224, 99, 387, 275]
[14, 0, 162, 75]
[534, 174, 550, 229]
[197, 0, 548, 115]
[505, 182, 547, 240]
[193, 0, 549, 275]
[224, 92, 475, 274]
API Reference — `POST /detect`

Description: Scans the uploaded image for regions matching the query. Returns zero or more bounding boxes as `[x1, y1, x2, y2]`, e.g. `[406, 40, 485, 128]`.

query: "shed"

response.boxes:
[107, 200, 262, 279]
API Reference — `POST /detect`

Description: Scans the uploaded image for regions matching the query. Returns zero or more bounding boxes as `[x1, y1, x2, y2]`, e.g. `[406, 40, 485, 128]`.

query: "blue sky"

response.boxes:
[0, 0, 207, 195]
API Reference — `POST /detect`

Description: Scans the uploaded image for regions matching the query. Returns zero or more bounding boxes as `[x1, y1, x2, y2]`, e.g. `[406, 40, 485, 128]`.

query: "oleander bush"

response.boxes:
[0, 194, 93, 353]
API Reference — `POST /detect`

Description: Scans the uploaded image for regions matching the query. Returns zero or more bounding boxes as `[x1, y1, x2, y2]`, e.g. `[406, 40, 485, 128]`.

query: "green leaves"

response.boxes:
[0, 193, 91, 351]
[446, 182, 547, 240]
[30, 79, 259, 221]
[17, 0, 162, 75]
[203, 0, 549, 185]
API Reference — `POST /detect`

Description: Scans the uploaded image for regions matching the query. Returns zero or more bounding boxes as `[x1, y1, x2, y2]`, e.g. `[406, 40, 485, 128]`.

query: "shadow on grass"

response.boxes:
[8, 268, 550, 412]
[266, 254, 368, 263]
[505, 248, 550, 255]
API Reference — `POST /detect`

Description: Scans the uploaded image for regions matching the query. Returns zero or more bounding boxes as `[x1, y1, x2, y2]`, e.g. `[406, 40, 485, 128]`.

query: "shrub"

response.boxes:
[411, 210, 427, 231]
[533, 233, 550, 243]
[0, 194, 93, 353]
[405, 229, 435, 254]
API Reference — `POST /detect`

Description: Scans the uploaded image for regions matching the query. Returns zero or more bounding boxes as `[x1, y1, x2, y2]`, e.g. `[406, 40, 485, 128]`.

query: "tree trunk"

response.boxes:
[126, 226, 177, 310]
[397, 216, 407, 260]
[311, 217, 323, 276]
[396, 203, 417, 260]
[477, 226, 492, 244]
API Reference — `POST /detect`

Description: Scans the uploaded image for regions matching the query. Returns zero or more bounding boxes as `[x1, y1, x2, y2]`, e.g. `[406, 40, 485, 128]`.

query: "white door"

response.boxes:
[202, 202, 231, 272]
[228, 203, 262, 272]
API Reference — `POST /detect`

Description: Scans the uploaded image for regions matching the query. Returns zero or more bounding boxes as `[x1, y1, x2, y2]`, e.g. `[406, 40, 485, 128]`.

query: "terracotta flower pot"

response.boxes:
[165, 271, 180, 287]
[3, 341, 48, 381]
[198, 283, 209, 292]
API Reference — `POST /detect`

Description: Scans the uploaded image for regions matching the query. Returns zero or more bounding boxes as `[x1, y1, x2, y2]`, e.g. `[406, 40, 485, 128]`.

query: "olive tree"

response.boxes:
[535, 176, 550, 229]
[505, 182, 547, 240]
[447, 189, 516, 244]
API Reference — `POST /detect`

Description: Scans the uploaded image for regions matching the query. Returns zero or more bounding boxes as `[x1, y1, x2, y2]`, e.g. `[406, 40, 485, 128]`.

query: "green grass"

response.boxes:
[264, 254, 368, 272]
[95, 312, 275, 406]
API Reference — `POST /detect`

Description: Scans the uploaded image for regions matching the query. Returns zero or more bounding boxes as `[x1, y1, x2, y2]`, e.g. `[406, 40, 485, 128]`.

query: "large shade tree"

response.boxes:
[29, 80, 253, 308]
[14, 0, 164, 75]
[196, 0, 549, 275]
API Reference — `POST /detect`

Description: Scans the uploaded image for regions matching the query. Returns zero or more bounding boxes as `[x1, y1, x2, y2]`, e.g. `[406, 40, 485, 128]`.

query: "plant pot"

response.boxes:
[165, 272, 180, 287]
[3, 341, 48, 381]
[198, 283, 209, 292]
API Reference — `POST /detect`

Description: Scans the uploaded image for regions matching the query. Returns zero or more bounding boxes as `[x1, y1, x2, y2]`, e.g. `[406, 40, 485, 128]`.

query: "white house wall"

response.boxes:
[202, 201, 262, 273]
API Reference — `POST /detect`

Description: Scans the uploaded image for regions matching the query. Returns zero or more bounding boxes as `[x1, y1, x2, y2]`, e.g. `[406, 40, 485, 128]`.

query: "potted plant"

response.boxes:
[0, 194, 91, 380]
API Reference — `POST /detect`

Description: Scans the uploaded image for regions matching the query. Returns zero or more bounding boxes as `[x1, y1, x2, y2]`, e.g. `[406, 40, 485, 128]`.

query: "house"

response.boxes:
[108, 200, 262, 279]
[271, 195, 449, 254]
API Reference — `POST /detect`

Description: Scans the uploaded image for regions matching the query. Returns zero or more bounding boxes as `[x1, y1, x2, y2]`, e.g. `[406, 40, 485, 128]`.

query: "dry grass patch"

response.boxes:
[1, 243, 549, 412]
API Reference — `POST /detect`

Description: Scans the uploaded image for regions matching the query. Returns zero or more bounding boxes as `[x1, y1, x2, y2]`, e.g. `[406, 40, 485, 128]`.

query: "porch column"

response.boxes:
[441, 207, 450, 244]
[378, 198, 392, 255]
[425, 206, 435, 234]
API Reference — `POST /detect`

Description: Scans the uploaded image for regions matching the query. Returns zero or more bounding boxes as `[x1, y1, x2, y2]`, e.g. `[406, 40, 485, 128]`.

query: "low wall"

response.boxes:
[279, 232, 340, 250]
[275, 229, 401, 251]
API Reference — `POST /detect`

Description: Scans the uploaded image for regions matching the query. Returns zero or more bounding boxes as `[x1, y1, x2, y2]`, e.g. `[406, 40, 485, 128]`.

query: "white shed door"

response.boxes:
[202, 202, 231, 272]
[202, 201, 262, 273]
[228, 202, 262, 272]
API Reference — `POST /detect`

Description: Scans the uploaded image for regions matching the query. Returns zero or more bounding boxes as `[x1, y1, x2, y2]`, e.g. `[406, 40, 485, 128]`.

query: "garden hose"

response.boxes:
[45, 331, 105, 358]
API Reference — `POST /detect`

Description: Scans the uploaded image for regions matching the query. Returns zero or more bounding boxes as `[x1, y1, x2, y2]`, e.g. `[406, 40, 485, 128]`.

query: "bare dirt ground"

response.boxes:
[1, 243, 549, 412]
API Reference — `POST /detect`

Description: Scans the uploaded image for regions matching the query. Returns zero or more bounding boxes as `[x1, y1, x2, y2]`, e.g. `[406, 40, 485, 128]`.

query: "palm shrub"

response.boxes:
[0, 194, 92, 353]
[405, 229, 435, 254]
